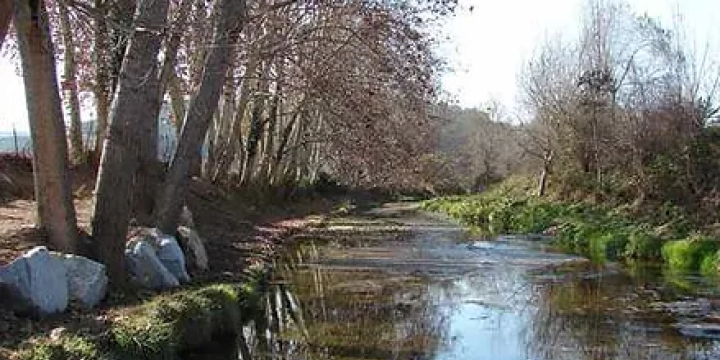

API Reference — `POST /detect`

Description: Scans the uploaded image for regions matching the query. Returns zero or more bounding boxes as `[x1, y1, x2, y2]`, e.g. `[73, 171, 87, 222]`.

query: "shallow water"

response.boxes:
[192, 203, 720, 360]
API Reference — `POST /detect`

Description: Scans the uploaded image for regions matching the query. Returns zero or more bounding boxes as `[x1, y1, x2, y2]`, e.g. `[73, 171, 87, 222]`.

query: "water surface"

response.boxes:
[195, 203, 720, 360]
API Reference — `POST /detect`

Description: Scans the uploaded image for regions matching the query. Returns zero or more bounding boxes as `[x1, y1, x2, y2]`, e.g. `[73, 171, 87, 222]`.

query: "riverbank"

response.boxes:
[421, 179, 720, 276]
[0, 157, 370, 359]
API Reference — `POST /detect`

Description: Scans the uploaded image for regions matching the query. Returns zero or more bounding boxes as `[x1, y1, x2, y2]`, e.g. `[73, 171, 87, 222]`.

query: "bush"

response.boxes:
[700, 251, 720, 277]
[662, 236, 719, 272]
[624, 226, 663, 260]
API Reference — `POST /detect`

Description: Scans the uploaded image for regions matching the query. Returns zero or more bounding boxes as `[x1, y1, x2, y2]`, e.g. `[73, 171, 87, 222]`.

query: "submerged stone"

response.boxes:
[675, 323, 720, 339]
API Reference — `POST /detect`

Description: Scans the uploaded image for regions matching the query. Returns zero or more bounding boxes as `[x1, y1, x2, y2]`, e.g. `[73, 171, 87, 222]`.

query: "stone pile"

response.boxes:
[0, 209, 209, 315]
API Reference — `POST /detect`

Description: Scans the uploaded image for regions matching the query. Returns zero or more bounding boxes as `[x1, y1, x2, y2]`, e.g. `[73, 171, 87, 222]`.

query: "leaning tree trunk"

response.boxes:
[58, 0, 84, 164]
[154, 0, 247, 234]
[91, 0, 169, 286]
[14, 0, 78, 253]
[0, 0, 12, 49]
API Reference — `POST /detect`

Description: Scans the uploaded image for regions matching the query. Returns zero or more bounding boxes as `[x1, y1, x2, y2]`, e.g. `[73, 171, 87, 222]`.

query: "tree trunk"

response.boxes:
[132, 0, 194, 220]
[92, 0, 110, 163]
[168, 72, 186, 134]
[108, 1, 137, 94]
[14, 0, 78, 253]
[91, 0, 169, 286]
[0, 0, 12, 49]
[58, 0, 84, 164]
[537, 167, 548, 197]
[154, 0, 247, 233]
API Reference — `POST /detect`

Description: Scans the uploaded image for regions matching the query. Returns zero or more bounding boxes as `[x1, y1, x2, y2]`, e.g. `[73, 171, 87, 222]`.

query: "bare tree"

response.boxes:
[14, 0, 78, 252]
[57, 0, 84, 163]
[91, 0, 170, 286]
[154, 0, 247, 233]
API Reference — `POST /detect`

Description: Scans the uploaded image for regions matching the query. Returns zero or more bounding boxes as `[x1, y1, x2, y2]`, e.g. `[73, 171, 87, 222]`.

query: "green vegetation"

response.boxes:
[422, 179, 720, 274]
[19, 272, 268, 360]
[21, 335, 107, 360]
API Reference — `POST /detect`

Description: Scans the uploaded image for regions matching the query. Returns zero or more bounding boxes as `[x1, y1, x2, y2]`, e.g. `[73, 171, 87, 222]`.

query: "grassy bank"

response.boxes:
[421, 179, 720, 275]
[18, 268, 268, 360]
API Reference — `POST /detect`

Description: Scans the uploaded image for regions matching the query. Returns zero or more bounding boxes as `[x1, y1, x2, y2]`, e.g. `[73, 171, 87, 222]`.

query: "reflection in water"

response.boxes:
[526, 268, 720, 360]
[193, 211, 720, 360]
[249, 243, 453, 360]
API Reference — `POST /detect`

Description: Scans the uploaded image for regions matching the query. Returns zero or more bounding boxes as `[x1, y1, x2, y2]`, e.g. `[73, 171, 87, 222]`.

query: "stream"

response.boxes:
[194, 203, 720, 360]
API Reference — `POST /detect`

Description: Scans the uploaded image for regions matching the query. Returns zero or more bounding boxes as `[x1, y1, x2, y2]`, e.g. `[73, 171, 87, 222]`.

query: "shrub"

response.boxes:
[662, 235, 719, 272]
[700, 251, 720, 277]
[624, 226, 662, 260]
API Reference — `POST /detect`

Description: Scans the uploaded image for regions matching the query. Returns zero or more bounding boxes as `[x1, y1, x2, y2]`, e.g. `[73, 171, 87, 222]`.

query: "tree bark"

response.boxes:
[58, 0, 84, 164]
[92, 0, 110, 163]
[154, 0, 247, 233]
[131, 0, 194, 224]
[14, 0, 78, 252]
[91, 0, 169, 286]
[168, 72, 185, 133]
[0, 0, 12, 49]
[107, 1, 136, 94]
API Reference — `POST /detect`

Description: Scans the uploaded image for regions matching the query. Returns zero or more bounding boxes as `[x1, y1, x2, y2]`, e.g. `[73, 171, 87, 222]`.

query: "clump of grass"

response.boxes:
[661, 235, 719, 273]
[19, 335, 110, 360]
[19, 279, 267, 360]
[112, 283, 246, 358]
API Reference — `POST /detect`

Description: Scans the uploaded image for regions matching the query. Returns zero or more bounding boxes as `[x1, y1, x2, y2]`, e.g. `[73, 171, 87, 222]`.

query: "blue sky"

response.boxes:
[1, 0, 718, 132]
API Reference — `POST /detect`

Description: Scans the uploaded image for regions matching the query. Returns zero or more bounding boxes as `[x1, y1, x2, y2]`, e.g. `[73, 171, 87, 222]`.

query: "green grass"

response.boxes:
[421, 182, 719, 274]
[20, 335, 110, 360]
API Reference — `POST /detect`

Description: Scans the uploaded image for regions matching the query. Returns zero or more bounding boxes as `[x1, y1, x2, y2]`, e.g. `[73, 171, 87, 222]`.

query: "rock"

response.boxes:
[50, 327, 67, 342]
[0, 247, 68, 314]
[180, 206, 196, 229]
[177, 226, 209, 271]
[127, 227, 191, 284]
[55, 254, 107, 308]
[155, 235, 191, 283]
[675, 323, 720, 339]
[125, 240, 179, 289]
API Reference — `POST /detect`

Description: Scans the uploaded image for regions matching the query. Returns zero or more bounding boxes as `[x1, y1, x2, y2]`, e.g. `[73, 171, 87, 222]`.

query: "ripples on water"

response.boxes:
[190, 206, 720, 360]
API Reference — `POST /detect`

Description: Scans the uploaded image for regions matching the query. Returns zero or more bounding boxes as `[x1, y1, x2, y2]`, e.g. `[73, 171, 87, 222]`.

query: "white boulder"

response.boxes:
[55, 253, 108, 308]
[125, 239, 180, 289]
[155, 235, 191, 283]
[0, 247, 68, 314]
